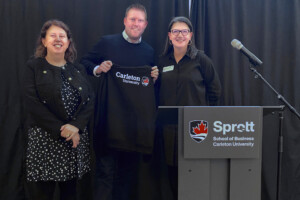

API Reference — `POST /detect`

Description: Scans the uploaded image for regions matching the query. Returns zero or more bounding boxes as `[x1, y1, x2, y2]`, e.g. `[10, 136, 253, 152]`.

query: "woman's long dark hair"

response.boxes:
[162, 16, 199, 59]
[34, 19, 77, 63]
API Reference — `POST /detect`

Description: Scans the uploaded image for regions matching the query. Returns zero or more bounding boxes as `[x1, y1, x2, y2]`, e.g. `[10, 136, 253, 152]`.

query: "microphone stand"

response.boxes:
[249, 64, 300, 119]
[248, 63, 300, 200]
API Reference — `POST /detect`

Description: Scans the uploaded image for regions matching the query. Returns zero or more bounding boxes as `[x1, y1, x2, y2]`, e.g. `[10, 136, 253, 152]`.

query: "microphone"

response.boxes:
[231, 39, 263, 66]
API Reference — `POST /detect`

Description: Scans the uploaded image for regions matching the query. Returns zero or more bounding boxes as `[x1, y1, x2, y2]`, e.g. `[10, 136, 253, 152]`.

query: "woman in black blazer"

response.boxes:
[22, 19, 94, 200]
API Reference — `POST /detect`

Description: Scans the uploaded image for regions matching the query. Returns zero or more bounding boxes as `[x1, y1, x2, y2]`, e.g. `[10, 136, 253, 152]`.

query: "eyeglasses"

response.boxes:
[170, 29, 190, 36]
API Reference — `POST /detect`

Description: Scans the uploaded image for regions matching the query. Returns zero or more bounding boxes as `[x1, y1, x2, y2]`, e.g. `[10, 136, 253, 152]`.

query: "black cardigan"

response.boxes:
[22, 57, 94, 139]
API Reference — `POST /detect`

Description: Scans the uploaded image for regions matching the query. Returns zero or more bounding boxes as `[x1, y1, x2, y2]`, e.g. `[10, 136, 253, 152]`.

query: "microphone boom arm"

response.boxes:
[249, 65, 300, 120]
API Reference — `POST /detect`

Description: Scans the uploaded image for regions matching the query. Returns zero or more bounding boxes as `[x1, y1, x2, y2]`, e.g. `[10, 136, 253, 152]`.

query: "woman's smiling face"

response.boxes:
[168, 22, 193, 50]
[42, 25, 70, 56]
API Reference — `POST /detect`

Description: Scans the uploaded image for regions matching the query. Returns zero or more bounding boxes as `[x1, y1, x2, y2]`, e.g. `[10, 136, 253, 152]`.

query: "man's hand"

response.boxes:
[151, 66, 159, 83]
[95, 60, 113, 75]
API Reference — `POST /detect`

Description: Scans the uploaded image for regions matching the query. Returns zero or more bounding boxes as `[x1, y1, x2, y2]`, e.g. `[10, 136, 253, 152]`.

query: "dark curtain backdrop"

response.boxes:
[0, 0, 188, 200]
[191, 0, 300, 200]
[1, 0, 300, 200]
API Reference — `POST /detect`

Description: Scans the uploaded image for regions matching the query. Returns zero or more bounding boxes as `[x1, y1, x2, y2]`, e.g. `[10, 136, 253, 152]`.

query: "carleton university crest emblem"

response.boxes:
[141, 76, 150, 86]
[189, 120, 208, 143]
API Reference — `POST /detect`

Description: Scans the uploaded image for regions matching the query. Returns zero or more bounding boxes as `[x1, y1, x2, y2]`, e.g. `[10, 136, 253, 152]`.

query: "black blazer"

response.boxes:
[22, 57, 94, 139]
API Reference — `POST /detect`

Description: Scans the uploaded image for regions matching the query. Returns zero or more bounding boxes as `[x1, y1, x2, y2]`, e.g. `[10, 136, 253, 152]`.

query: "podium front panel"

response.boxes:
[158, 106, 280, 200]
[183, 106, 263, 158]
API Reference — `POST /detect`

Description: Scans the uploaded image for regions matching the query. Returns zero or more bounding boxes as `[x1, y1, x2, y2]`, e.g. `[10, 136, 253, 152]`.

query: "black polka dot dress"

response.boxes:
[26, 71, 90, 182]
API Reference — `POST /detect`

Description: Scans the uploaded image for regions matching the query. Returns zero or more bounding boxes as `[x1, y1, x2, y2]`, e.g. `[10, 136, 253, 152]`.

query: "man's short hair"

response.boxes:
[125, 3, 147, 20]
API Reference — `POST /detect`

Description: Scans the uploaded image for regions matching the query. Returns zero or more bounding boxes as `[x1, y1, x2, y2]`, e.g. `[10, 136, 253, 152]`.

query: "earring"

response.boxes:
[188, 40, 192, 45]
[169, 40, 173, 45]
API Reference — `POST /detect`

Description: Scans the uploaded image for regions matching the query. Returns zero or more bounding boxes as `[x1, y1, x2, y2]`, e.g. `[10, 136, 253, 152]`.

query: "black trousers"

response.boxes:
[26, 179, 77, 200]
[94, 151, 139, 200]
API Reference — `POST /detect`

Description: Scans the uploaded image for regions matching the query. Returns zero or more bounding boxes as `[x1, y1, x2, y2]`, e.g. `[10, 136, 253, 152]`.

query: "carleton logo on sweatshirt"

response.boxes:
[116, 71, 141, 85]
[115, 71, 150, 87]
[141, 76, 150, 86]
